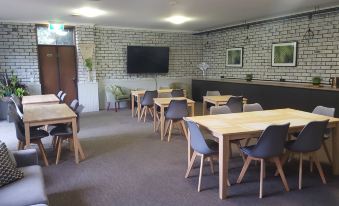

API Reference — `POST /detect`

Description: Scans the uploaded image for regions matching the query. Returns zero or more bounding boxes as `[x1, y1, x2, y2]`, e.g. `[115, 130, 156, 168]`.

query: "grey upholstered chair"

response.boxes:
[206, 90, 221, 96]
[243, 103, 263, 112]
[171, 89, 185, 97]
[185, 121, 230, 192]
[312, 106, 335, 164]
[237, 123, 290, 198]
[281, 120, 329, 190]
[210, 105, 231, 115]
[226, 96, 243, 113]
[69, 99, 79, 111]
[140, 90, 158, 122]
[165, 100, 188, 142]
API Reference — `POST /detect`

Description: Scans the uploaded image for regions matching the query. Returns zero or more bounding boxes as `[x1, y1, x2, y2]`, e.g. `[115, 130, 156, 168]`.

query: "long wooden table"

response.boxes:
[153, 97, 195, 141]
[131, 89, 186, 121]
[23, 104, 84, 164]
[202, 95, 248, 115]
[22, 94, 59, 105]
[185, 108, 339, 199]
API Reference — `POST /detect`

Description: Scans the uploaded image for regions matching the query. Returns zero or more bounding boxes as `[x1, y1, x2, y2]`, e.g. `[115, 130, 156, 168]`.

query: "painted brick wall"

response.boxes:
[0, 23, 39, 83]
[202, 11, 339, 83]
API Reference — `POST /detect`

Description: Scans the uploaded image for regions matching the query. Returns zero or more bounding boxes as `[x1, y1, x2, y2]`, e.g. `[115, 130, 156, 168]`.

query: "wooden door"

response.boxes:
[38, 45, 78, 105]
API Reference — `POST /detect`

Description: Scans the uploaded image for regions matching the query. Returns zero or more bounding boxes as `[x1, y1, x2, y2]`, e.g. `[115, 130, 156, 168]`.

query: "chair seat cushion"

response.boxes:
[205, 139, 218, 153]
[116, 94, 130, 100]
[0, 165, 48, 206]
[30, 129, 49, 140]
[240, 145, 256, 157]
[50, 125, 72, 136]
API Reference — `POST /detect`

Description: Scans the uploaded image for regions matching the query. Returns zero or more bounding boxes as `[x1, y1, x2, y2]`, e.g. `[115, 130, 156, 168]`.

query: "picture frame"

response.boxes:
[226, 48, 243, 67]
[272, 42, 297, 67]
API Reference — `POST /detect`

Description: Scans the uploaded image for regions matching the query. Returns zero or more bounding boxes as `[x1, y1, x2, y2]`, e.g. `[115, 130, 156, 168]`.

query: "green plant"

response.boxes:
[0, 70, 28, 98]
[15, 87, 27, 98]
[245, 74, 253, 81]
[84, 58, 93, 71]
[312, 76, 321, 85]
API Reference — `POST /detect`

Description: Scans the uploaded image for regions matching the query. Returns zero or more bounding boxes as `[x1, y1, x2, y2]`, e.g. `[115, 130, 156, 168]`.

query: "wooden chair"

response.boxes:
[237, 123, 290, 198]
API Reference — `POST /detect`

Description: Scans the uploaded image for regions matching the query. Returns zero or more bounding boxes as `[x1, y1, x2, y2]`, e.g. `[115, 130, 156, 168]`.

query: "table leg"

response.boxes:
[332, 123, 339, 175]
[219, 136, 230, 199]
[153, 104, 157, 132]
[72, 117, 80, 164]
[131, 94, 135, 117]
[24, 122, 31, 148]
[160, 106, 165, 141]
[202, 100, 206, 115]
[187, 129, 193, 168]
[137, 95, 141, 121]
[191, 103, 195, 117]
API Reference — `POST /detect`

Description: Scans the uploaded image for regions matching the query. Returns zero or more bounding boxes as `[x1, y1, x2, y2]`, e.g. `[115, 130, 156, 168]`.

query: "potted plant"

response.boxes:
[312, 76, 321, 86]
[245, 74, 253, 82]
[84, 57, 93, 71]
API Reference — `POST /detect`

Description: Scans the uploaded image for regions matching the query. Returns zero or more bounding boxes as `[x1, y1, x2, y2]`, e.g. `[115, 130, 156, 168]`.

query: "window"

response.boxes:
[37, 25, 75, 45]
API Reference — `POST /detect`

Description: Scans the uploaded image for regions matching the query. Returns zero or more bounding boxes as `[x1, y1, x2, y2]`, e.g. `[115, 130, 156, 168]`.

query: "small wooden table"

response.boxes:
[22, 94, 59, 106]
[131, 89, 186, 121]
[23, 104, 84, 164]
[185, 108, 339, 200]
[202, 95, 248, 115]
[153, 97, 195, 141]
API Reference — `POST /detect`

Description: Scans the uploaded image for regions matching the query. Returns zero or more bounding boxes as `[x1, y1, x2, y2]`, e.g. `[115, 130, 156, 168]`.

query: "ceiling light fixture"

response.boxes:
[165, 15, 191, 24]
[72, 7, 105, 18]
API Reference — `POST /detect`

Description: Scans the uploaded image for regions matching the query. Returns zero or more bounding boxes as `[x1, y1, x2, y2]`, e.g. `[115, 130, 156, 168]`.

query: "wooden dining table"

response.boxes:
[23, 103, 84, 164]
[153, 97, 195, 141]
[184, 108, 339, 200]
[202, 95, 248, 115]
[131, 89, 186, 121]
[22, 94, 60, 105]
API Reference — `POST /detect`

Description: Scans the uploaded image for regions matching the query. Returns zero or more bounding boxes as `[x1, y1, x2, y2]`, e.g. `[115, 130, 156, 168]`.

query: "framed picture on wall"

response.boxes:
[272, 42, 297, 66]
[226, 48, 243, 67]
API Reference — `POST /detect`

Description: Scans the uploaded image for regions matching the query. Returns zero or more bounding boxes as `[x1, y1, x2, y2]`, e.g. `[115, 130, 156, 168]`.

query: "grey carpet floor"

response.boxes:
[1, 106, 339, 206]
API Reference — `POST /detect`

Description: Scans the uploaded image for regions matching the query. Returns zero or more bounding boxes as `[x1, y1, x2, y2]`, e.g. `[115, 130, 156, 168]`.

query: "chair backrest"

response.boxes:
[206, 91, 221, 96]
[10, 97, 23, 118]
[250, 123, 290, 158]
[8, 104, 25, 142]
[74, 104, 85, 133]
[165, 100, 188, 120]
[243, 103, 263, 112]
[312, 106, 335, 117]
[226, 96, 243, 113]
[141, 90, 158, 106]
[171, 89, 185, 97]
[158, 92, 171, 98]
[60, 93, 67, 102]
[11, 94, 23, 114]
[186, 121, 216, 154]
[290, 120, 329, 152]
[69, 99, 79, 111]
[57, 90, 64, 99]
[210, 105, 232, 115]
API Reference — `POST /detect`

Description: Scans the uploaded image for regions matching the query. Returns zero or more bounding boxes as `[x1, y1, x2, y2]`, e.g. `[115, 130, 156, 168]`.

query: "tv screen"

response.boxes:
[127, 46, 169, 73]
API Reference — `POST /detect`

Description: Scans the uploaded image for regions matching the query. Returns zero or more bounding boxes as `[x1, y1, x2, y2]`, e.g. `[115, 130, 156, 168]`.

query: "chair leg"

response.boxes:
[144, 107, 148, 122]
[164, 120, 170, 136]
[167, 120, 173, 142]
[198, 154, 204, 192]
[17, 141, 22, 150]
[56, 138, 63, 165]
[37, 140, 49, 166]
[272, 157, 290, 192]
[115, 102, 117, 112]
[237, 156, 252, 183]
[322, 141, 332, 164]
[245, 138, 251, 146]
[312, 152, 327, 184]
[208, 156, 215, 175]
[185, 151, 197, 178]
[299, 153, 303, 190]
[259, 159, 264, 198]
[106, 102, 110, 111]
[52, 136, 57, 149]
[235, 141, 246, 162]
[275, 151, 290, 176]
[77, 139, 85, 160]
[180, 120, 188, 140]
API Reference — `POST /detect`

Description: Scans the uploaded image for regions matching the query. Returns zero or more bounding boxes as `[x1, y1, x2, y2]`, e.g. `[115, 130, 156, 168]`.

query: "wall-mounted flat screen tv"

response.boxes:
[127, 46, 169, 73]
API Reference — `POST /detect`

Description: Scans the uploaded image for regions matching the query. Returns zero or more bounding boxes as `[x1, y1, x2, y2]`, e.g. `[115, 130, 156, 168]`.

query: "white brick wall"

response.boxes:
[202, 11, 339, 83]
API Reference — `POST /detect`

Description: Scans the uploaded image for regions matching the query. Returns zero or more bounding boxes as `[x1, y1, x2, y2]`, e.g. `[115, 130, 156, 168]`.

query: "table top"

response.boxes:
[22, 94, 59, 105]
[154, 97, 195, 106]
[185, 108, 339, 138]
[203, 95, 248, 102]
[23, 104, 76, 123]
[131, 89, 185, 96]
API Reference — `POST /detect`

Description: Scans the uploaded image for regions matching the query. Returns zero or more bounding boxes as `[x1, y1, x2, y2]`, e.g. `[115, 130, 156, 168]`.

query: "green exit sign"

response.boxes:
[49, 23, 64, 31]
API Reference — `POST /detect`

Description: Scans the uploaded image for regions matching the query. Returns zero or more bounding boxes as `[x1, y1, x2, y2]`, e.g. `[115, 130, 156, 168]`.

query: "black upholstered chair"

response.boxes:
[56, 90, 64, 99]
[185, 121, 230, 192]
[165, 100, 188, 142]
[171, 89, 185, 97]
[69, 99, 79, 111]
[226, 96, 243, 113]
[60, 92, 67, 103]
[281, 120, 329, 190]
[140, 90, 158, 122]
[8, 104, 49, 166]
[11, 94, 23, 114]
[50, 105, 85, 164]
[237, 123, 290, 198]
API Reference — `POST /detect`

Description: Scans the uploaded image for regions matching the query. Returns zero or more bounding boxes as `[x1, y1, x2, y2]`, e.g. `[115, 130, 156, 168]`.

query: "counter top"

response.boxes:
[193, 78, 339, 92]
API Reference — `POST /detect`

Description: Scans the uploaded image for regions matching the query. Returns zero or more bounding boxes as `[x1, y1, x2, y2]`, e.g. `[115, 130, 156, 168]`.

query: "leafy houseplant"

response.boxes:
[245, 74, 253, 82]
[312, 76, 321, 86]
[84, 58, 93, 71]
[0, 71, 28, 100]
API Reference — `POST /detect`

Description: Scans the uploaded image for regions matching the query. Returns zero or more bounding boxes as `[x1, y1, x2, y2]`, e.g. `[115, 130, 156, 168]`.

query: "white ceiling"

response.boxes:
[1, 0, 339, 32]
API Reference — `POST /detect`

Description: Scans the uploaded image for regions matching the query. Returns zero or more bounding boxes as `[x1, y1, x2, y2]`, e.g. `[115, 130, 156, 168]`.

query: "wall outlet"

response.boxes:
[220, 76, 225, 79]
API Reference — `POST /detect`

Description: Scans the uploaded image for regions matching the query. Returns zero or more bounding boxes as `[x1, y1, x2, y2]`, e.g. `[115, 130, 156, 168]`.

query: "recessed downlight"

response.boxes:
[72, 7, 105, 18]
[165, 15, 191, 24]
